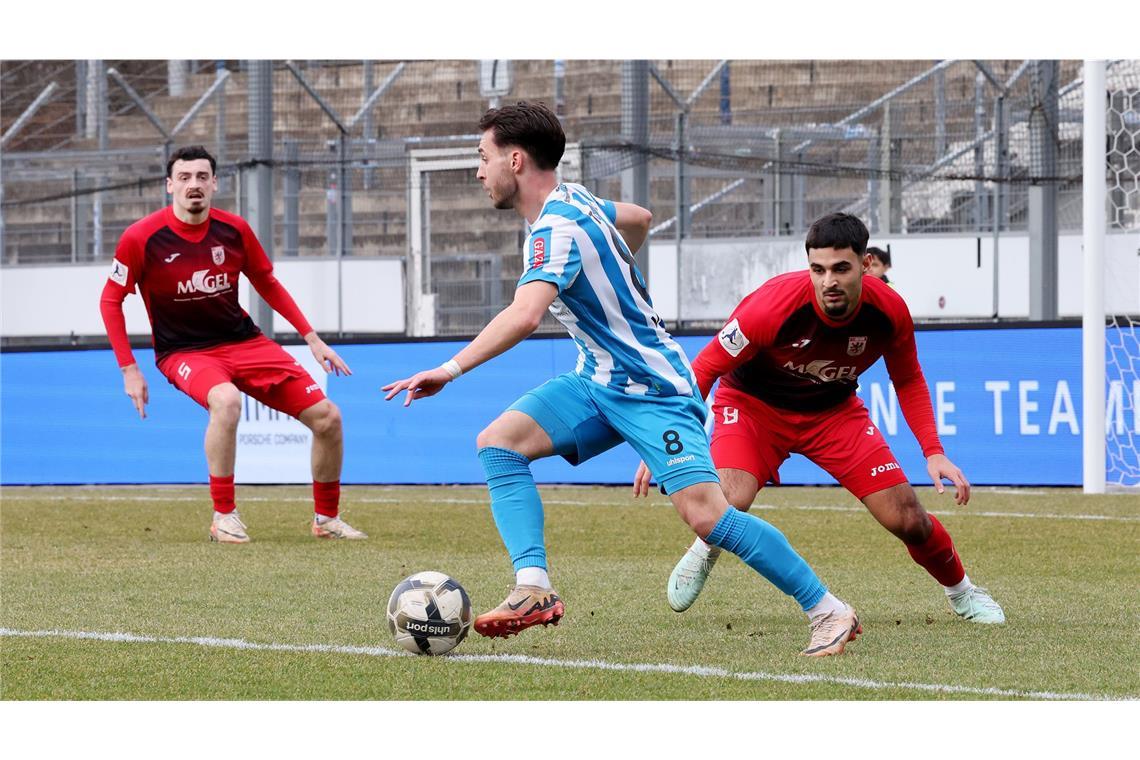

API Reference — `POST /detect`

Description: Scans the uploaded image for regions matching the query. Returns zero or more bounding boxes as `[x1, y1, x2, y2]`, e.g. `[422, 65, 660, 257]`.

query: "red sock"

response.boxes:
[210, 475, 236, 514]
[905, 514, 966, 587]
[313, 480, 340, 518]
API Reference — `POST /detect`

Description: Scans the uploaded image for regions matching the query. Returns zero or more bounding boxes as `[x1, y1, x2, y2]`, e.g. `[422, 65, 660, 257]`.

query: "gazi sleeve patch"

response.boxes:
[518, 224, 579, 293]
[528, 229, 552, 270]
[109, 258, 129, 287]
[717, 318, 750, 357]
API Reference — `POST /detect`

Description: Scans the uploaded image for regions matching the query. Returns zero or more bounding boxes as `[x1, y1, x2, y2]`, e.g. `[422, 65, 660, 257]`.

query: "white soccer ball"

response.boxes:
[387, 570, 472, 656]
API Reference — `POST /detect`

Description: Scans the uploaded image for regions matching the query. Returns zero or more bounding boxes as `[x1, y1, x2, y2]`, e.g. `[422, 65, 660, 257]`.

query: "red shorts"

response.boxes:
[710, 386, 909, 499]
[157, 335, 326, 419]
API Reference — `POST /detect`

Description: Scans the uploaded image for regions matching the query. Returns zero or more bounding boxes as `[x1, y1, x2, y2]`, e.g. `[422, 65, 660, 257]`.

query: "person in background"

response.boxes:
[866, 245, 893, 287]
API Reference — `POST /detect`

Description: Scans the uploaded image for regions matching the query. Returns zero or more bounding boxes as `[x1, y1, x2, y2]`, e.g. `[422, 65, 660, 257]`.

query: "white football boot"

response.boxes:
[311, 516, 368, 539]
[210, 511, 250, 544]
[949, 586, 1006, 624]
[667, 540, 721, 612]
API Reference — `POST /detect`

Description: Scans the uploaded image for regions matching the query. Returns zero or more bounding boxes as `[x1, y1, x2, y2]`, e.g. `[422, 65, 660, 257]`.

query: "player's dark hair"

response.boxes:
[478, 101, 565, 171]
[804, 213, 870, 256]
[166, 145, 217, 178]
[866, 246, 892, 267]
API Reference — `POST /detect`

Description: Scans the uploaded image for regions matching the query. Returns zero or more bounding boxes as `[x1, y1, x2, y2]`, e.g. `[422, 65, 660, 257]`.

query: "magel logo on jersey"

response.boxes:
[176, 270, 232, 295]
[782, 359, 858, 382]
[109, 259, 129, 286]
[211, 246, 225, 265]
[847, 336, 868, 356]
[718, 318, 749, 357]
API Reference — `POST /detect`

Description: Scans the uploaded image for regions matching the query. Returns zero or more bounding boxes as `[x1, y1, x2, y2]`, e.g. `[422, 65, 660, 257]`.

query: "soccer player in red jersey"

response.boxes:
[634, 213, 1005, 624]
[99, 145, 366, 543]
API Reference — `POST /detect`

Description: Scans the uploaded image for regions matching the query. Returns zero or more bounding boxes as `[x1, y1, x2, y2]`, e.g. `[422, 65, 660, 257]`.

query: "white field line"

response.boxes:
[3, 492, 1137, 523]
[1, 627, 1130, 701]
[975, 488, 1050, 496]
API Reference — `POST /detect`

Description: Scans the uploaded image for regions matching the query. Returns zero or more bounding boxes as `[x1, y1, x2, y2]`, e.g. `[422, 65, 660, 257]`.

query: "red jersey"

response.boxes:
[692, 270, 943, 457]
[99, 206, 312, 367]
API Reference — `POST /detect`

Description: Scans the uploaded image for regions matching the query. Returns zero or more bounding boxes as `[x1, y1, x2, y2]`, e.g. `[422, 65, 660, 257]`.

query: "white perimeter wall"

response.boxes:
[2, 231, 1137, 339]
[1, 257, 405, 338]
[647, 230, 1139, 323]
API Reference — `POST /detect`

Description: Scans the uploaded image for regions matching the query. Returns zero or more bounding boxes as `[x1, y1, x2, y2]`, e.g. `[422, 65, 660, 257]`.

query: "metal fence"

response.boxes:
[2, 59, 1137, 336]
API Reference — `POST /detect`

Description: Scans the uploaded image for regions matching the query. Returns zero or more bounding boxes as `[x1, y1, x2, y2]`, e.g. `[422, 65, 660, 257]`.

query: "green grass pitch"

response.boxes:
[2, 484, 1137, 700]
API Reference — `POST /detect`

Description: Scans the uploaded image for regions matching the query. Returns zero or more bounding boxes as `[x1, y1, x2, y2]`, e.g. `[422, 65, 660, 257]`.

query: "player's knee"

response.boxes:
[476, 422, 514, 451]
[895, 498, 932, 544]
[306, 401, 342, 438]
[902, 511, 933, 544]
[682, 509, 721, 540]
[207, 385, 241, 426]
[475, 426, 496, 450]
[673, 486, 728, 539]
[721, 485, 755, 513]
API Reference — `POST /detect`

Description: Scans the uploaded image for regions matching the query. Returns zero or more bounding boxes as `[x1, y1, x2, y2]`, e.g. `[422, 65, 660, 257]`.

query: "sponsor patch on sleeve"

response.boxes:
[109, 258, 129, 287]
[717, 318, 750, 357]
[528, 230, 551, 270]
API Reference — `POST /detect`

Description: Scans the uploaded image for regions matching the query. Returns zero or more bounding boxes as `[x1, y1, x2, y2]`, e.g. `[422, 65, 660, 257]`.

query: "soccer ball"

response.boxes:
[387, 570, 472, 656]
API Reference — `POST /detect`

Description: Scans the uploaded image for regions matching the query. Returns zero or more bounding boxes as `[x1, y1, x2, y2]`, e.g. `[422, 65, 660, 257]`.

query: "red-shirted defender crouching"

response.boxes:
[99, 145, 366, 543]
[634, 212, 1005, 624]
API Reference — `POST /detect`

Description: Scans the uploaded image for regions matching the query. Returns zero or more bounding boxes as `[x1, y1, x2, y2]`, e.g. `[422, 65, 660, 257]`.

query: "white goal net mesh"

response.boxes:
[1104, 62, 1140, 490]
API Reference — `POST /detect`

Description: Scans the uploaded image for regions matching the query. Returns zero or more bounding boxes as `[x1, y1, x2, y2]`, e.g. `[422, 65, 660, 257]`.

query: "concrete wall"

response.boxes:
[1, 257, 406, 338]
[2, 231, 1136, 340]
[651, 231, 1139, 323]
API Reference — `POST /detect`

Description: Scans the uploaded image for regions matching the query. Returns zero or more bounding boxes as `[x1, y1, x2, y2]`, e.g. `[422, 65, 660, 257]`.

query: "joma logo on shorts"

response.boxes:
[870, 462, 901, 477]
[305, 384, 320, 394]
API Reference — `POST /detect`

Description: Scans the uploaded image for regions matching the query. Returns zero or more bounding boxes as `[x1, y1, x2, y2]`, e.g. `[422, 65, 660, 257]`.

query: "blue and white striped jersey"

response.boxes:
[517, 183, 695, 397]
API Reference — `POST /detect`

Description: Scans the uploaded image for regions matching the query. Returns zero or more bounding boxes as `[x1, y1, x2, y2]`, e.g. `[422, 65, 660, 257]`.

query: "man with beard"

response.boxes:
[99, 145, 365, 543]
[634, 213, 1005, 625]
[384, 103, 862, 656]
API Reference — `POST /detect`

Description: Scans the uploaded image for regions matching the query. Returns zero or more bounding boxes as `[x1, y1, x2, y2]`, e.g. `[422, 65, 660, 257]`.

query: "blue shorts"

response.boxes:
[508, 373, 719, 495]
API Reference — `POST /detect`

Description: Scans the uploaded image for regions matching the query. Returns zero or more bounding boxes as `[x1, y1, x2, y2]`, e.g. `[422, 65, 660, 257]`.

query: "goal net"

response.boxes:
[1099, 61, 1140, 490]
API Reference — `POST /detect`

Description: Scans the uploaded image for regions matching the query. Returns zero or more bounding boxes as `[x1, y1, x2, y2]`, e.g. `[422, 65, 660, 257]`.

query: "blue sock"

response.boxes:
[706, 508, 827, 612]
[477, 447, 547, 573]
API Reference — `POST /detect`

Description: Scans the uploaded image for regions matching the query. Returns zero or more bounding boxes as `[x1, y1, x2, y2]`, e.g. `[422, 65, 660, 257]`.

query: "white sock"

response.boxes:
[516, 567, 551, 589]
[943, 575, 974, 597]
[315, 513, 335, 524]
[690, 537, 721, 560]
[805, 592, 848, 621]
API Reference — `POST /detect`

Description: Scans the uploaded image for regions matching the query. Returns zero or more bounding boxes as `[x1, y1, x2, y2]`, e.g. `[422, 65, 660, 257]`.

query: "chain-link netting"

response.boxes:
[1103, 70, 1140, 489]
[2, 59, 1138, 335]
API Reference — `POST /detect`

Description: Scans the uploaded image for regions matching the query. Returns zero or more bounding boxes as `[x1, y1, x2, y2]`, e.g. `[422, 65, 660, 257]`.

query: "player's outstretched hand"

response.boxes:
[306, 335, 352, 376]
[632, 460, 653, 497]
[122, 364, 149, 419]
[927, 453, 970, 505]
[382, 367, 452, 407]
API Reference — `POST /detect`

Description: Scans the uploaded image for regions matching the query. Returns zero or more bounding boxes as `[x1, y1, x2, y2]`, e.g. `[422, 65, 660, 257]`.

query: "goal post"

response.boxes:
[1082, 60, 1106, 494]
[1086, 60, 1140, 493]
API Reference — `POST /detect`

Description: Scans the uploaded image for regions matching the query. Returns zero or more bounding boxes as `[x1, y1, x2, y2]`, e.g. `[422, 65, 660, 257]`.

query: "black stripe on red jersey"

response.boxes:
[139, 217, 260, 360]
[724, 301, 894, 413]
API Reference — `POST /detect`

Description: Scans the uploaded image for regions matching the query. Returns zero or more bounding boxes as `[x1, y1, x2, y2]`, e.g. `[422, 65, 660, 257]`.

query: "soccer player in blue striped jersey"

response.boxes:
[383, 101, 860, 656]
